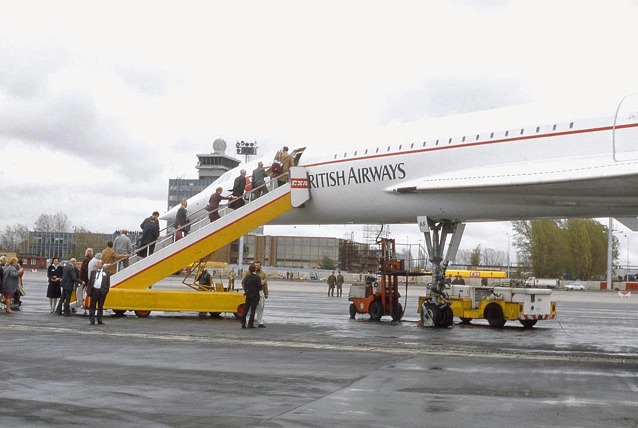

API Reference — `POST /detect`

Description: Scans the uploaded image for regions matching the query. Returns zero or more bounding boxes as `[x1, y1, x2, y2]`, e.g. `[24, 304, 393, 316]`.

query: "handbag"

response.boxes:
[18, 282, 26, 296]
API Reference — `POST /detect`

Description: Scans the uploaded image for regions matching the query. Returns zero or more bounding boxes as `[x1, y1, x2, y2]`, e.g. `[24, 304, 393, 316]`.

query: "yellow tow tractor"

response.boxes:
[418, 271, 557, 328]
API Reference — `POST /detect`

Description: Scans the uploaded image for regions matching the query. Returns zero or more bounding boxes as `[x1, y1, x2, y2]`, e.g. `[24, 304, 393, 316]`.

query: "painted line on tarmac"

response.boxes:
[4, 323, 637, 366]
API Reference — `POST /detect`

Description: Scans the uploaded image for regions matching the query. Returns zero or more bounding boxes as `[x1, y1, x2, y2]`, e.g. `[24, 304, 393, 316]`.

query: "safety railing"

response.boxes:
[112, 171, 290, 274]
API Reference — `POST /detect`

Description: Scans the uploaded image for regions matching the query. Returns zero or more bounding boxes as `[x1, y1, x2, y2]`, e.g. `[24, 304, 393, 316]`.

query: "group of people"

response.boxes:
[327, 271, 345, 297]
[45, 244, 117, 325]
[205, 146, 293, 223]
[0, 256, 24, 313]
[22, 148, 296, 323]
[450, 274, 466, 285]
[132, 147, 294, 255]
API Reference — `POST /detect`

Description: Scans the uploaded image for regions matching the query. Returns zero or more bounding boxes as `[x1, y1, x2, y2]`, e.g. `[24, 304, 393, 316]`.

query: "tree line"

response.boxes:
[0, 213, 617, 279]
[414, 219, 615, 281]
[512, 219, 616, 280]
[0, 213, 112, 260]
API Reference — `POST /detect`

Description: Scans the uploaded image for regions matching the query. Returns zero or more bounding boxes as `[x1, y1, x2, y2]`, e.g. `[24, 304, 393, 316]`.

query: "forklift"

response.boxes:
[348, 238, 422, 321]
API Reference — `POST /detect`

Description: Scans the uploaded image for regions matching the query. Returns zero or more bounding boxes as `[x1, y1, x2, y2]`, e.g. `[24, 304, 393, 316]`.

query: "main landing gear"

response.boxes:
[418, 216, 465, 328]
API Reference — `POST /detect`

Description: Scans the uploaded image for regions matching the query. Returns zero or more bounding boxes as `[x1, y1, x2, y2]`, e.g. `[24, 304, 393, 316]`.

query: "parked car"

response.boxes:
[565, 282, 585, 291]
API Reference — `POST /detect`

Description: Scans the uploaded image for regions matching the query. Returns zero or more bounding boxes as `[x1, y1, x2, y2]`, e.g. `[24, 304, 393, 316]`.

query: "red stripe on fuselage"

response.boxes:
[303, 122, 638, 168]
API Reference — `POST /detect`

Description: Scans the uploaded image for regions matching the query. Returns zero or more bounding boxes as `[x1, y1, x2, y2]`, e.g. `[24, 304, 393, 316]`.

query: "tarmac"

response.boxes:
[1, 271, 637, 427]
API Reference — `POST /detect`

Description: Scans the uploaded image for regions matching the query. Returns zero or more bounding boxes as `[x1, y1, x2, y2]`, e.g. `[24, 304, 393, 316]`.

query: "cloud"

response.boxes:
[0, 89, 159, 180]
[380, 76, 530, 124]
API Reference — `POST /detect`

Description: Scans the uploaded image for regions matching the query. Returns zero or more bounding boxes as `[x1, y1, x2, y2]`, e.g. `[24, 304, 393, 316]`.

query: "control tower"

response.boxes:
[196, 138, 241, 181]
[167, 138, 241, 211]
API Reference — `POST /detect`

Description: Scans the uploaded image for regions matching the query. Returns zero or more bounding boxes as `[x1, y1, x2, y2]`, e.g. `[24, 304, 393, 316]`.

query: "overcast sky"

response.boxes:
[2, 0, 638, 263]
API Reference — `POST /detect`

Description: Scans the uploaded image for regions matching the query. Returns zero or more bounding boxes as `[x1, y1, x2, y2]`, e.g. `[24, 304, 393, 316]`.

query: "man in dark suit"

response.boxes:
[174, 199, 190, 240]
[240, 263, 262, 329]
[87, 259, 110, 325]
[228, 169, 247, 210]
[56, 258, 79, 316]
[139, 215, 160, 258]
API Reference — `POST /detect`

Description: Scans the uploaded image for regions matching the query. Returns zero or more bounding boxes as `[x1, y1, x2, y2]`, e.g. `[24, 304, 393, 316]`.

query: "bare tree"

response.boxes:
[455, 249, 472, 265]
[482, 248, 506, 266]
[470, 245, 482, 267]
[34, 213, 71, 232]
[0, 224, 31, 253]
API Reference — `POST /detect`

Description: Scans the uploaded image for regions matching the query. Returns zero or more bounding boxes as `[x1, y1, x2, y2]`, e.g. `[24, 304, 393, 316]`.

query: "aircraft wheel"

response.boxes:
[421, 302, 442, 327]
[391, 302, 403, 321]
[112, 310, 126, 317]
[485, 303, 506, 328]
[234, 303, 245, 320]
[134, 310, 151, 318]
[441, 305, 454, 327]
[460, 317, 472, 324]
[519, 319, 538, 329]
[369, 301, 384, 321]
[349, 303, 357, 319]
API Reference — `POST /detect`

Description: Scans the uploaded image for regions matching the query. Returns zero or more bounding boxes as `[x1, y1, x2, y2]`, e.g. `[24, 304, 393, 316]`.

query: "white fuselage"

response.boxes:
[162, 96, 638, 226]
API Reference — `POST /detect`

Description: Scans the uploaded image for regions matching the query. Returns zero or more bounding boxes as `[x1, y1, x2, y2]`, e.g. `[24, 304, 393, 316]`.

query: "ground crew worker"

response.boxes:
[240, 264, 262, 329]
[228, 268, 236, 291]
[242, 261, 268, 327]
[327, 271, 336, 297]
[336, 271, 344, 297]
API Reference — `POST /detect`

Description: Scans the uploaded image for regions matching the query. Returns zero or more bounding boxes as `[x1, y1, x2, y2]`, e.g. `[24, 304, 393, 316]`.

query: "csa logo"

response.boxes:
[291, 178, 309, 189]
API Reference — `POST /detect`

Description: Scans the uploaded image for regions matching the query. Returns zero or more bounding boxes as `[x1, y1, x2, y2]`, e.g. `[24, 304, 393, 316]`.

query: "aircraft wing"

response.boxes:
[615, 217, 638, 231]
[389, 157, 638, 198]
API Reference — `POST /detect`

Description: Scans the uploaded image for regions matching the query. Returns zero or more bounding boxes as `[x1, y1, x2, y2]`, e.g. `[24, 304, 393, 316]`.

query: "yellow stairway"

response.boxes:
[112, 182, 296, 291]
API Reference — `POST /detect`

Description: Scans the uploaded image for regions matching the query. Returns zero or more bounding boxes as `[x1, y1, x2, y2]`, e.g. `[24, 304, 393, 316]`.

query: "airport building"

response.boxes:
[210, 234, 377, 272]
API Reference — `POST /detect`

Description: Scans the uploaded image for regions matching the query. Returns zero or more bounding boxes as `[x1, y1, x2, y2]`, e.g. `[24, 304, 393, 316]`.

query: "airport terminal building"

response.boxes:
[207, 234, 376, 272]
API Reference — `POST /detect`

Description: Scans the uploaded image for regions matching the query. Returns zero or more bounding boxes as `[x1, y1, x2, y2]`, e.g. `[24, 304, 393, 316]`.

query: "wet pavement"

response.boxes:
[1, 271, 637, 427]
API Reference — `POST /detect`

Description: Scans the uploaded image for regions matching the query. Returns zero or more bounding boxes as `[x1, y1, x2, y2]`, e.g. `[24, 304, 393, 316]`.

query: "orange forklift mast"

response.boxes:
[349, 238, 425, 322]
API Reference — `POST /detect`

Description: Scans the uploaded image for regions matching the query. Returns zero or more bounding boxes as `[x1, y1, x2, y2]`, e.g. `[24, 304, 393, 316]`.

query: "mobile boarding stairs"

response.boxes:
[78, 167, 309, 317]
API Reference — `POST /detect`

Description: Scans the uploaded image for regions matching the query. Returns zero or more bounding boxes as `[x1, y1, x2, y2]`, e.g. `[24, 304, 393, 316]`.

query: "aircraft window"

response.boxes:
[462, 136, 466, 142]
[343, 153, 347, 158]
[334, 154, 337, 159]
[354, 151, 357, 156]
[448, 138, 452, 144]
[569, 122, 574, 129]
[505, 131, 509, 136]
[376, 148, 379, 153]
[536, 126, 540, 133]
[552, 124, 557, 131]
[387, 146, 391, 152]
[410, 143, 414, 149]
[365, 149, 368, 154]
[490, 132, 494, 138]
[520, 128, 524, 135]
[435, 140, 439, 145]
[476, 134, 480, 140]
[399, 145, 402, 150]
[423, 141, 426, 147]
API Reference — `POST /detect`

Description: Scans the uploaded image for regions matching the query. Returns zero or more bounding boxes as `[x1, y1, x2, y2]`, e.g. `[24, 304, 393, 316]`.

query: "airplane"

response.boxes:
[161, 92, 638, 326]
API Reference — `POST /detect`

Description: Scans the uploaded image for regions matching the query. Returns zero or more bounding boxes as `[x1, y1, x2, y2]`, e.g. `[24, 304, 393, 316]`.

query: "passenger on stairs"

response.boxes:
[206, 186, 231, 222]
